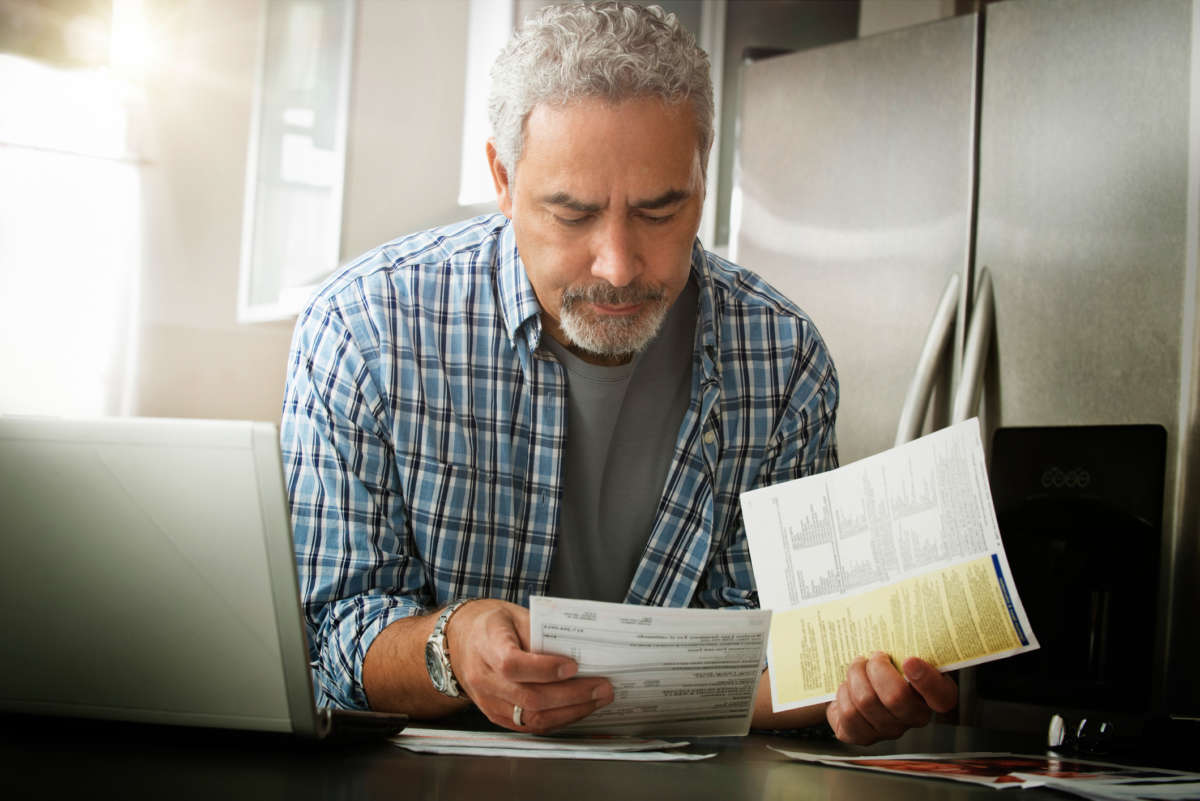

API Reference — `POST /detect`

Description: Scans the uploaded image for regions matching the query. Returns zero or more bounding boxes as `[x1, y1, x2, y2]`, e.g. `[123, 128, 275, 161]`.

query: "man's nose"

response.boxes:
[590, 217, 641, 287]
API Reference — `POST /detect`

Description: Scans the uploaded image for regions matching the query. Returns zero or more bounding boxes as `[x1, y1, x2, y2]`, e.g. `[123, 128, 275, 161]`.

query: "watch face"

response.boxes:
[425, 641, 447, 693]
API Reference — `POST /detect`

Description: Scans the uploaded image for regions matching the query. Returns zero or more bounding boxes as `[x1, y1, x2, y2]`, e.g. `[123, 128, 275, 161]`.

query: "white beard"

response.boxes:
[557, 282, 670, 358]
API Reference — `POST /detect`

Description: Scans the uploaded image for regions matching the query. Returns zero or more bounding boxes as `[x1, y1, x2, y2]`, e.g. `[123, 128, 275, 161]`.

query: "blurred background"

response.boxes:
[0, 0, 951, 423]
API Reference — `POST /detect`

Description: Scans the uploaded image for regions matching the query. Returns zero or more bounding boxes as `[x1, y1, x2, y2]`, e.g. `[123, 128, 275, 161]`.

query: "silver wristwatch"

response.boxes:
[424, 599, 472, 697]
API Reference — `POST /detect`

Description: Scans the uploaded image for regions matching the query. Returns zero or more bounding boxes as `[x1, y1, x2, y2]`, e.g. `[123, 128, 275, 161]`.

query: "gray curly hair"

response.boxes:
[488, 2, 714, 177]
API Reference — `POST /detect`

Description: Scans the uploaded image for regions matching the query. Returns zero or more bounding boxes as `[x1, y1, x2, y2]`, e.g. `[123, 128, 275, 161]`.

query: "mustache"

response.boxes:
[560, 282, 667, 308]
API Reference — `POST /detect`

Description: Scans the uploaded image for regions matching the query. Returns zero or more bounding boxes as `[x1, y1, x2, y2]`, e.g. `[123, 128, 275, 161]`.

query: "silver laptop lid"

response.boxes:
[0, 416, 322, 736]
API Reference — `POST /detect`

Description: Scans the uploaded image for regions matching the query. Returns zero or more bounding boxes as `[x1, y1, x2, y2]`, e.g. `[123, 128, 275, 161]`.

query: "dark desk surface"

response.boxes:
[0, 714, 1180, 800]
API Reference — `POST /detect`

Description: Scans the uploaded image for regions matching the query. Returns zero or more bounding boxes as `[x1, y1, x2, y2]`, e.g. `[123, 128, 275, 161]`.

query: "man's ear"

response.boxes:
[486, 140, 514, 219]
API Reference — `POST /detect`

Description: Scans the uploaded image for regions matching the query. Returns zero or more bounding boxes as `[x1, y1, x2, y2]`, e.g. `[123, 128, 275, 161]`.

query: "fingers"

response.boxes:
[472, 666, 613, 735]
[827, 652, 956, 746]
[902, 657, 958, 714]
[452, 601, 568, 685]
[829, 655, 910, 744]
[475, 620, 614, 733]
[502, 680, 615, 734]
[446, 599, 615, 734]
[828, 681, 891, 745]
[480, 631, 577, 684]
[863, 652, 932, 728]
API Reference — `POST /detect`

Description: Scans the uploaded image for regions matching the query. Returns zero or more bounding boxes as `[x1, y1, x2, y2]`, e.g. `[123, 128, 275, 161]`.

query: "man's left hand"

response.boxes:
[826, 652, 958, 745]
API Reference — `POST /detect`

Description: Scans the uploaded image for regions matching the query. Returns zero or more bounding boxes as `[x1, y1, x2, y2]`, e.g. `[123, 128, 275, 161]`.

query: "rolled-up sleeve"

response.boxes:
[280, 296, 431, 709]
[763, 340, 840, 488]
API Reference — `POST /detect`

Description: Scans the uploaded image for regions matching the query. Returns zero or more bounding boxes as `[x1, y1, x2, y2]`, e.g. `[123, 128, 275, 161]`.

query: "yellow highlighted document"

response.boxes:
[770, 556, 1026, 706]
[742, 419, 1039, 711]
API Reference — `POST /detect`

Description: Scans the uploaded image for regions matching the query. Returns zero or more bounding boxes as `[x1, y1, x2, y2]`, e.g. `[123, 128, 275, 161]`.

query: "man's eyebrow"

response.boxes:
[632, 188, 690, 210]
[540, 188, 691, 213]
[540, 192, 605, 213]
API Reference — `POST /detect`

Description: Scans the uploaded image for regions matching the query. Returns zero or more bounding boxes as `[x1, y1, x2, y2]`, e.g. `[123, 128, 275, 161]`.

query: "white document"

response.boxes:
[770, 749, 1200, 795]
[741, 419, 1039, 711]
[391, 727, 715, 761]
[529, 596, 771, 737]
[1010, 776, 1200, 801]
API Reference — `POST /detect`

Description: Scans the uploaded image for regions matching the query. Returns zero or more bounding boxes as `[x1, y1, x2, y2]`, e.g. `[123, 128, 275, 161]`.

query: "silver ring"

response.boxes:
[512, 704, 523, 727]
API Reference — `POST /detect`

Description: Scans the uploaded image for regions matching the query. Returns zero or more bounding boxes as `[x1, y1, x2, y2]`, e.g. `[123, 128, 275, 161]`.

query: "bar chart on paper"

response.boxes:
[740, 419, 1039, 711]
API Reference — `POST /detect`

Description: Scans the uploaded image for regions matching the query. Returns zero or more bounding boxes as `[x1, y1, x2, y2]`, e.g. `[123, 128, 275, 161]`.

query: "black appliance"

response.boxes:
[975, 425, 1167, 719]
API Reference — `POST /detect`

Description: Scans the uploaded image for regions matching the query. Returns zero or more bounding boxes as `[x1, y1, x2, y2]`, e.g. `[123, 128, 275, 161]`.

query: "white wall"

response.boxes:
[132, 0, 291, 423]
[859, 0, 957, 38]
[341, 0, 479, 259]
[131, 0, 483, 423]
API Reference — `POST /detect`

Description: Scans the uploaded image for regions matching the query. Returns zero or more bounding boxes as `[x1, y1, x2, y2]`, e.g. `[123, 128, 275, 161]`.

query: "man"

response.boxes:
[280, 1, 956, 743]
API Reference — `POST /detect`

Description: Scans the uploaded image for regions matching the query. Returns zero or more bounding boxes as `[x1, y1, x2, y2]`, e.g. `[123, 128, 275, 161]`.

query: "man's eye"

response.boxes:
[556, 215, 590, 227]
[641, 212, 675, 225]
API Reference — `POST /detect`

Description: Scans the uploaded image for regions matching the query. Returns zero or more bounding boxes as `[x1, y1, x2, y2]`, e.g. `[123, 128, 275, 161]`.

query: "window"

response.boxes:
[0, 1, 147, 415]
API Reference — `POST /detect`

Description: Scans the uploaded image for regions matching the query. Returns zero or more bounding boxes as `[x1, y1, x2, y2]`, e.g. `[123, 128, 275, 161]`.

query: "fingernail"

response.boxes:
[558, 663, 576, 680]
[906, 661, 926, 680]
[593, 686, 612, 704]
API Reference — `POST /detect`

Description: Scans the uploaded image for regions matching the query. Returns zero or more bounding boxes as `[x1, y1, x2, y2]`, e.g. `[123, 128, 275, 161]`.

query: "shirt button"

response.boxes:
[703, 431, 716, 445]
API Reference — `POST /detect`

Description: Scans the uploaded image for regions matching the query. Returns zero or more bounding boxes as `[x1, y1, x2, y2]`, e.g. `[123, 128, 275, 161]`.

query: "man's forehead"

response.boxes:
[522, 100, 699, 165]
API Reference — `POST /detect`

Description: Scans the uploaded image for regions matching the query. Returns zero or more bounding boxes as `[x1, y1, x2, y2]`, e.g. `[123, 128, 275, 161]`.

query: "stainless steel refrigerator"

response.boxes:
[732, 0, 1199, 734]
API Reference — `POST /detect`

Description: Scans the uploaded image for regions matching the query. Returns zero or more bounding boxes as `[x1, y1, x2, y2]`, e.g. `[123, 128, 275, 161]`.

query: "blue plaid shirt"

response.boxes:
[281, 214, 838, 709]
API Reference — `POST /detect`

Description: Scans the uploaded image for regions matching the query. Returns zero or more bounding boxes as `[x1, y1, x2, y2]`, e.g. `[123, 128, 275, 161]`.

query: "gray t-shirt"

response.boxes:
[544, 278, 698, 602]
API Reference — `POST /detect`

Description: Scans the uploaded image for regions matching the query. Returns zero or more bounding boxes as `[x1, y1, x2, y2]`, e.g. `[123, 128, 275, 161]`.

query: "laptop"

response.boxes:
[0, 415, 406, 739]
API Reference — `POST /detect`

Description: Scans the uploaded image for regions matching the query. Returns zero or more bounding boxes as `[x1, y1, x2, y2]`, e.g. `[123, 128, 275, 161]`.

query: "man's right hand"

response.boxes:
[361, 598, 613, 735]
[447, 599, 614, 734]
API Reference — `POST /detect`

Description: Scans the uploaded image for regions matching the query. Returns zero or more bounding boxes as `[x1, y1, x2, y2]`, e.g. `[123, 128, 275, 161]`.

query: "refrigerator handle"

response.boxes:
[895, 273, 961, 446]
[952, 268, 995, 423]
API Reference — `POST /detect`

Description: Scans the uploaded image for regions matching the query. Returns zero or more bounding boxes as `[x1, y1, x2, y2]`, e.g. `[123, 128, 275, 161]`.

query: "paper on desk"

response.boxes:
[770, 750, 1191, 790]
[1009, 774, 1200, 801]
[741, 419, 1039, 712]
[391, 727, 715, 761]
[529, 596, 771, 737]
[770, 749, 1034, 788]
[395, 727, 689, 751]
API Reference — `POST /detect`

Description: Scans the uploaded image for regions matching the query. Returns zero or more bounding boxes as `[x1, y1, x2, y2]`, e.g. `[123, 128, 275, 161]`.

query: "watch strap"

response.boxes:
[429, 599, 472, 697]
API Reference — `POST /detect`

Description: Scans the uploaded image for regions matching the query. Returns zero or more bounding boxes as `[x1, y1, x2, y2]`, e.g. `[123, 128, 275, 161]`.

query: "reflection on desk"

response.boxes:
[0, 714, 1178, 801]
